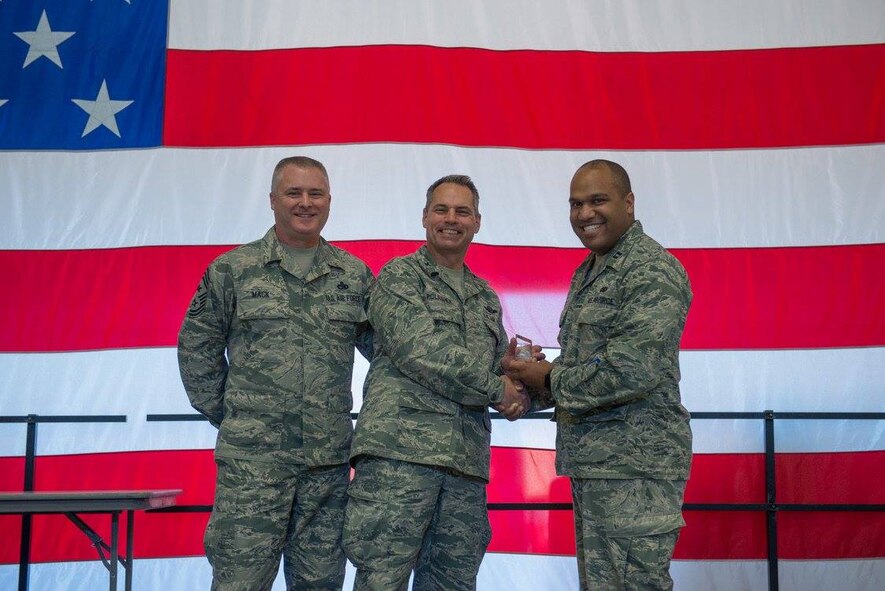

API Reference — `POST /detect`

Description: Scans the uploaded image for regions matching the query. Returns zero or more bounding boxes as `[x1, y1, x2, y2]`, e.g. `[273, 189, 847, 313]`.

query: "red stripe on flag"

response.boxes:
[488, 449, 769, 505]
[676, 244, 885, 350]
[1, 242, 883, 352]
[0, 449, 881, 562]
[164, 44, 885, 149]
[487, 449, 885, 559]
[488, 509, 778, 559]
[489, 449, 885, 506]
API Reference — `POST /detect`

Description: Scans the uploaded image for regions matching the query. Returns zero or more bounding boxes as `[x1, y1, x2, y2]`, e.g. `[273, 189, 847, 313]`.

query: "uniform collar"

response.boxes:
[574, 220, 644, 291]
[260, 227, 343, 281]
[586, 220, 644, 271]
[416, 244, 486, 300]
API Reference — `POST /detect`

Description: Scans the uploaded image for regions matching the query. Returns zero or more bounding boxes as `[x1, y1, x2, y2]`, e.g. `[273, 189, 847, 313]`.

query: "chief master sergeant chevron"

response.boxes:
[342, 174, 529, 590]
[177, 156, 373, 590]
[504, 159, 693, 590]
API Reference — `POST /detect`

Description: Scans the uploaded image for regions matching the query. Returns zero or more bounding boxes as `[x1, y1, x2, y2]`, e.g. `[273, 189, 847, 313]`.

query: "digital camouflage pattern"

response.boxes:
[344, 245, 504, 589]
[571, 478, 685, 591]
[343, 457, 491, 591]
[349, 245, 508, 481]
[178, 227, 372, 589]
[178, 227, 373, 466]
[550, 221, 693, 480]
[547, 220, 691, 590]
[206, 458, 349, 591]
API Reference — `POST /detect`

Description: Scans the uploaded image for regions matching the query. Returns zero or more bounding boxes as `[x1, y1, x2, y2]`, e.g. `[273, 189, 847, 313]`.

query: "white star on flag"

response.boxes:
[71, 80, 134, 138]
[14, 10, 76, 69]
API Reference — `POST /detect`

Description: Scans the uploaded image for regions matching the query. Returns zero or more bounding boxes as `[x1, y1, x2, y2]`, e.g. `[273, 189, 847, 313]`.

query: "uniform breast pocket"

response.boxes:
[233, 298, 294, 365]
[427, 301, 463, 334]
[237, 298, 291, 321]
[576, 303, 619, 355]
[326, 305, 368, 342]
[236, 297, 293, 338]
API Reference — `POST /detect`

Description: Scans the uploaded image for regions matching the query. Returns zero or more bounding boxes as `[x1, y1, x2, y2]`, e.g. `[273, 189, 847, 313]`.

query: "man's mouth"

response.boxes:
[580, 221, 604, 234]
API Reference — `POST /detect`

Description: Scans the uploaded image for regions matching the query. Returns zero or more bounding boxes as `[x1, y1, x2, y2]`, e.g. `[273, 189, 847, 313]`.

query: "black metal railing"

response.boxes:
[4, 410, 883, 591]
[151, 409, 885, 591]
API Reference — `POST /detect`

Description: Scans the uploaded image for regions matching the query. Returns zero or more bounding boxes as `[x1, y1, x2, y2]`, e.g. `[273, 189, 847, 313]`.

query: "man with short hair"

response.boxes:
[343, 174, 528, 590]
[178, 156, 373, 590]
[505, 160, 693, 590]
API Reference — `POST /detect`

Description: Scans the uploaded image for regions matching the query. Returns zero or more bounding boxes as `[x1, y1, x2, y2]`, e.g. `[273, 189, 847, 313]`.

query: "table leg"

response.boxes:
[125, 510, 134, 591]
[109, 512, 119, 591]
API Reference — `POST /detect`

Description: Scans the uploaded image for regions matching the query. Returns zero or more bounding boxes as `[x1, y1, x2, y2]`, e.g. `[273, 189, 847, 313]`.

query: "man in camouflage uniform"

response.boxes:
[504, 160, 692, 590]
[178, 156, 373, 590]
[342, 175, 528, 590]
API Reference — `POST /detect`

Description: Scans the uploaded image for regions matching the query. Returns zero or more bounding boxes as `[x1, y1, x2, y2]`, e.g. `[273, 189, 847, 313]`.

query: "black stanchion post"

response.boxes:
[18, 415, 38, 591]
[764, 410, 779, 591]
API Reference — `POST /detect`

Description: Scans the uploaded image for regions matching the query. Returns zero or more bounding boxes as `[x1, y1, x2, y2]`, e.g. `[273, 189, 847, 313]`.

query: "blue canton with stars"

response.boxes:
[0, 0, 168, 149]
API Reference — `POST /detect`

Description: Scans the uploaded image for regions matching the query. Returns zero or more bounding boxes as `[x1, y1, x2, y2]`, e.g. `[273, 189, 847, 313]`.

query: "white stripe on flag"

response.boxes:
[1, 347, 881, 456]
[2, 556, 882, 591]
[169, 0, 885, 52]
[3, 144, 883, 250]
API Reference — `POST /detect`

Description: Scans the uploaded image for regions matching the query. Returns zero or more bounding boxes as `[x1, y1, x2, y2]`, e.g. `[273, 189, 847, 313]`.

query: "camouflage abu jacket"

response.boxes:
[551, 221, 693, 480]
[178, 227, 373, 466]
[349, 246, 508, 482]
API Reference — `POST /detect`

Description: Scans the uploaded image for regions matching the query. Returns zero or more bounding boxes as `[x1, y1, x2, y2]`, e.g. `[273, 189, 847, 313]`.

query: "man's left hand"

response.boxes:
[503, 357, 552, 391]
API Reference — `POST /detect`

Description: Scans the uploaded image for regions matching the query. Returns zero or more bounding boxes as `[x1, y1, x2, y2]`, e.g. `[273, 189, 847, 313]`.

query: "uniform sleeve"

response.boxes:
[354, 266, 375, 362]
[370, 265, 504, 407]
[528, 386, 557, 412]
[177, 265, 232, 427]
[491, 313, 508, 379]
[488, 310, 510, 407]
[550, 263, 690, 416]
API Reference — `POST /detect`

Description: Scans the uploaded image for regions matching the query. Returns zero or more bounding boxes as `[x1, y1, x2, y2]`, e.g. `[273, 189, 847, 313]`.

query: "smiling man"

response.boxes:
[178, 156, 373, 590]
[504, 160, 693, 590]
[343, 175, 528, 590]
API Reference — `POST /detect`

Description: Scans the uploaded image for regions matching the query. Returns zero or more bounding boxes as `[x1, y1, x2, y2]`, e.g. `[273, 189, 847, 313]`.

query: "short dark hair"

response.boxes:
[425, 174, 480, 212]
[271, 156, 330, 193]
[575, 159, 632, 197]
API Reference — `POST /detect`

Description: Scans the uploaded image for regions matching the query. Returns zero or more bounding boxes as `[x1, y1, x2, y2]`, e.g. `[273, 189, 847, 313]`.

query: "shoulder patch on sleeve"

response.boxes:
[187, 273, 211, 318]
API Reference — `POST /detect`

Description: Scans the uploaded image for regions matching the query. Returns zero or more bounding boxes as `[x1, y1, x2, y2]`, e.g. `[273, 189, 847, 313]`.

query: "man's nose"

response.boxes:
[576, 204, 593, 219]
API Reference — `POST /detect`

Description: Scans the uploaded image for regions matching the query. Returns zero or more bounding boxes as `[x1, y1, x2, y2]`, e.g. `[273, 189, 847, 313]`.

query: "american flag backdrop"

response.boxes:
[1, 1, 883, 589]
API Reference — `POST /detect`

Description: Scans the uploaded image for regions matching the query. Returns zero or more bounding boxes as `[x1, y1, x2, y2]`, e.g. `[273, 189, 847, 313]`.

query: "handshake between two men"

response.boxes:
[494, 336, 554, 421]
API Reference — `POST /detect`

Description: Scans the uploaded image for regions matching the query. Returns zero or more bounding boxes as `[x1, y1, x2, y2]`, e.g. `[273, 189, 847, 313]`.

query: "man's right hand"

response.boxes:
[494, 375, 530, 421]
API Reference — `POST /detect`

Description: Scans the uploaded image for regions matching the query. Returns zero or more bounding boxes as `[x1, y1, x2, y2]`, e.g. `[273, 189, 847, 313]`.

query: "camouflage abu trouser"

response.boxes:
[342, 456, 492, 591]
[572, 478, 686, 591]
[205, 457, 349, 591]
